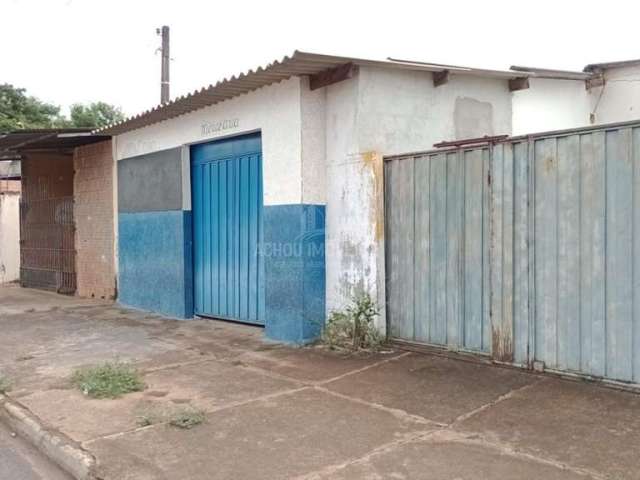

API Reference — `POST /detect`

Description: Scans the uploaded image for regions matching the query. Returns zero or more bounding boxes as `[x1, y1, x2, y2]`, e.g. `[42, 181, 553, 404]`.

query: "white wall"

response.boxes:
[300, 76, 327, 205]
[512, 78, 591, 135]
[591, 65, 640, 124]
[115, 77, 304, 207]
[324, 66, 513, 330]
[0, 192, 20, 283]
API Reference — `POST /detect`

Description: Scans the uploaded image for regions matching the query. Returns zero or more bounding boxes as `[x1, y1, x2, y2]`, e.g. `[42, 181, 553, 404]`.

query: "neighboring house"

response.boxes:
[0, 130, 115, 298]
[511, 59, 640, 133]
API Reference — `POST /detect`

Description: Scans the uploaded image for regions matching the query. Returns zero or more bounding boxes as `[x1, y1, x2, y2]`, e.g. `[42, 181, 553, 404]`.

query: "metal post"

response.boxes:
[158, 26, 170, 104]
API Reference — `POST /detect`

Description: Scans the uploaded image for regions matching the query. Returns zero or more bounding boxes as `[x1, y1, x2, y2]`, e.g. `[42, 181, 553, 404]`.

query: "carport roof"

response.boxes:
[97, 50, 541, 136]
[0, 128, 111, 158]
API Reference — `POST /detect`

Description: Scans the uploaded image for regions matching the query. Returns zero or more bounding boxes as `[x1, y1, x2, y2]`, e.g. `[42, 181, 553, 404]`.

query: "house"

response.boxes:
[101, 51, 637, 341]
[3, 51, 640, 388]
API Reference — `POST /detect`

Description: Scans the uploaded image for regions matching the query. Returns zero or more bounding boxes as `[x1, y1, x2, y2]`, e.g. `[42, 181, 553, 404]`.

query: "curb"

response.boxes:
[0, 393, 97, 480]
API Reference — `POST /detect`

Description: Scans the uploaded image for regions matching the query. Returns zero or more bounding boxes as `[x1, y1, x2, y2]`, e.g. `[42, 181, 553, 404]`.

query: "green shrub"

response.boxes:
[324, 290, 384, 351]
[71, 361, 145, 399]
[169, 407, 205, 429]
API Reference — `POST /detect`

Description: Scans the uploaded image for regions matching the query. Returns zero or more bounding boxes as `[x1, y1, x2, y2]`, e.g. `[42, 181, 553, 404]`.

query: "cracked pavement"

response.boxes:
[1, 284, 639, 479]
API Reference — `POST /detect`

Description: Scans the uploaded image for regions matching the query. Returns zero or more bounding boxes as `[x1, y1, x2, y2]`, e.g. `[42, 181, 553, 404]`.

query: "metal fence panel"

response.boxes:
[386, 120, 640, 385]
[385, 148, 491, 353]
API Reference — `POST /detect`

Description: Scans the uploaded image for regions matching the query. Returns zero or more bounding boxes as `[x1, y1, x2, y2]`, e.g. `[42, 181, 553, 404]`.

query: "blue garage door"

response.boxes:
[191, 133, 265, 325]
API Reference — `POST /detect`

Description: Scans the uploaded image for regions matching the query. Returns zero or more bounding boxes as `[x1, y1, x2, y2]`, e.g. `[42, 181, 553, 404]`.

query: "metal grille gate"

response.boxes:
[19, 155, 76, 293]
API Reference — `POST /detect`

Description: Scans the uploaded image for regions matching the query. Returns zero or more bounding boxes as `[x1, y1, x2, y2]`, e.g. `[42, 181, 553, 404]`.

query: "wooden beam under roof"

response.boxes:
[309, 63, 357, 91]
[433, 70, 450, 87]
[508, 77, 530, 92]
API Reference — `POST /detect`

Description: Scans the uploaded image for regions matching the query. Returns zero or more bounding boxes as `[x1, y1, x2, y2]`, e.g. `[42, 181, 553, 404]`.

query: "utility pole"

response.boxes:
[157, 25, 170, 104]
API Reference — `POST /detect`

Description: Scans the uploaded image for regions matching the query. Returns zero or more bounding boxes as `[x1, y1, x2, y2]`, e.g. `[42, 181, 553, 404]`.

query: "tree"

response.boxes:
[67, 102, 124, 129]
[0, 84, 63, 132]
[0, 84, 125, 132]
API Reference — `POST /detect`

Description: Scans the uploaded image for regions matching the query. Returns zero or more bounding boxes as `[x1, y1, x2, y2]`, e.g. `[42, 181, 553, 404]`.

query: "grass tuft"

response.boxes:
[0, 375, 10, 394]
[71, 361, 145, 399]
[169, 407, 205, 429]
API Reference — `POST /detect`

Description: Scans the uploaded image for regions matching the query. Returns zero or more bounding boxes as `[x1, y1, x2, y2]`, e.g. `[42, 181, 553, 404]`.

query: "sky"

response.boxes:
[2, 0, 639, 117]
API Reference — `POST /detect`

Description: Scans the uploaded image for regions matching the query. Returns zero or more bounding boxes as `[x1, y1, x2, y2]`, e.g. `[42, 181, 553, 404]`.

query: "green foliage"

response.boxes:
[169, 407, 206, 429]
[324, 290, 384, 351]
[66, 102, 124, 129]
[0, 375, 11, 394]
[0, 84, 63, 132]
[0, 84, 124, 132]
[71, 361, 145, 399]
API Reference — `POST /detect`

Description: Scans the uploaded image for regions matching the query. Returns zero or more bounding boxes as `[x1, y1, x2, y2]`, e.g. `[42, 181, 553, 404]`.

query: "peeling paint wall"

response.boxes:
[324, 66, 512, 331]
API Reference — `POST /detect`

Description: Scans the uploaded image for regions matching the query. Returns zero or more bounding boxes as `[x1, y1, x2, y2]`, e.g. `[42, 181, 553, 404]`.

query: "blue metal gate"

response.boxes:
[385, 149, 491, 354]
[191, 133, 265, 325]
[386, 120, 640, 387]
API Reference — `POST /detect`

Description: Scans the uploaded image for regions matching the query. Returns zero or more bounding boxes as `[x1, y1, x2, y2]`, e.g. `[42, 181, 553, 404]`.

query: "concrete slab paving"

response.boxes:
[0, 308, 201, 397]
[141, 358, 303, 411]
[457, 377, 640, 480]
[17, 389, 151, 442]
[88, 388, 433, 480]
[235, 345, 404, 383]
[2, 286, 640, 480]
[325, 353, 539, 424]
[0, 283, 109, 316]
[17, 359, 301, 442]
[307, 430, 596, 480]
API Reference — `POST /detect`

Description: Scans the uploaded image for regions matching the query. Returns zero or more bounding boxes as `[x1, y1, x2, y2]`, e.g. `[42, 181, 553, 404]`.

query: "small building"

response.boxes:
[99, 51, 640, 345]
[0, 130, 115, 298]
[4, 51, 640, 388]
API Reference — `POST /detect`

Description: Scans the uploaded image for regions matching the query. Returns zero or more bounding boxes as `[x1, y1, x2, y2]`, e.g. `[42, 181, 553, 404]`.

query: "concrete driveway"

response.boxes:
[0, 284, 639, 480]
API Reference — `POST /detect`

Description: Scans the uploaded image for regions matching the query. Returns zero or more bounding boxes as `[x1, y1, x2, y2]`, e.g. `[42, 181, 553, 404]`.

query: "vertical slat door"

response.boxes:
[530, 128, 640, 383]
[385, 149, 491, 353]
[191, 133, 264, 325]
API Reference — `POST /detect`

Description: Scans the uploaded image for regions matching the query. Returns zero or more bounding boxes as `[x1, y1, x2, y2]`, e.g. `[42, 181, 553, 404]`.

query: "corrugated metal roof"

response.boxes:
[97, 50, 535, 136]
[0, 129, 111, 157]
[509, 65, 592, 81]
[584, 59, 640, 72]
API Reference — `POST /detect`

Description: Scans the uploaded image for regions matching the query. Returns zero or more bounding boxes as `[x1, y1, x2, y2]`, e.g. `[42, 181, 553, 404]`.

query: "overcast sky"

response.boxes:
[3, 0, 637, 117]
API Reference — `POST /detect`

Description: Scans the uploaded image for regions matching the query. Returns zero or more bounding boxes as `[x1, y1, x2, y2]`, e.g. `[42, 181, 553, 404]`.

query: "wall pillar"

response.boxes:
[264, 204, 325, 343]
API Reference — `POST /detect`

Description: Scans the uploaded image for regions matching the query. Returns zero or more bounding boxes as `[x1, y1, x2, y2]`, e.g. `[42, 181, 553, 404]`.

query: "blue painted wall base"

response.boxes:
[263, 204, 326, 344]
[118, 211, 193, 319]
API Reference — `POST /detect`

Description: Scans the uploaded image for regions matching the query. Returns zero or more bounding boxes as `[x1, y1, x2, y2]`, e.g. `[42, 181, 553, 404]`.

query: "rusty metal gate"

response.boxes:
[386, 120, 640, 387]
[20, 154, 76, 293]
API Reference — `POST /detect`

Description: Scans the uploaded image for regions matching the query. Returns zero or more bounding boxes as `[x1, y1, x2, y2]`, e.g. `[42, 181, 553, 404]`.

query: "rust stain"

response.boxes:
[491, 326, 514, 363]
[361, 151, 384, 242]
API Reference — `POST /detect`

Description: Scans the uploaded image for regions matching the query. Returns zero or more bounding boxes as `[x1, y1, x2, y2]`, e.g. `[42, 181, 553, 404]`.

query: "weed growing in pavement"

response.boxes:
[169, 407, 206, 429]
[0, 375, 10, 394]
[71, 361, 145, 399]
[323, 289, 384, 351]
